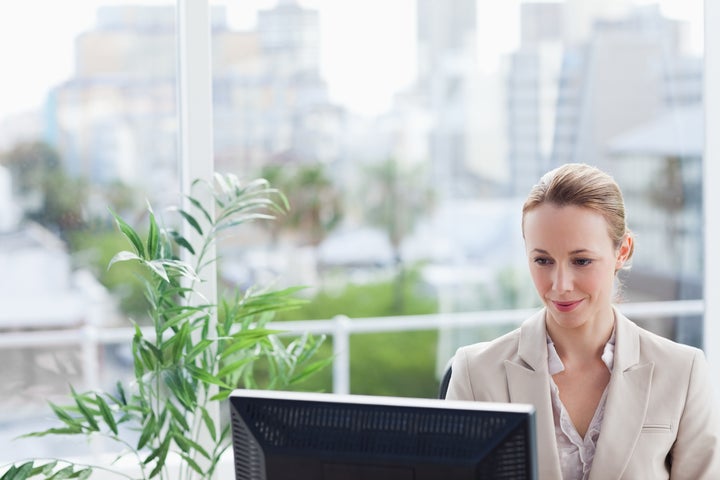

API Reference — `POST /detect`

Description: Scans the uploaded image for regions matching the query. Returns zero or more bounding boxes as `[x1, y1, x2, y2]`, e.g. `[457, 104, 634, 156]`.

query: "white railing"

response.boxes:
[0, 300, 705, 395]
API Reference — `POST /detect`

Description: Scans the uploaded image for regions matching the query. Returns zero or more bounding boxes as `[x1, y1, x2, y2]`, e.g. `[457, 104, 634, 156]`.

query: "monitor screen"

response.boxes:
[229, 389, 537, 480]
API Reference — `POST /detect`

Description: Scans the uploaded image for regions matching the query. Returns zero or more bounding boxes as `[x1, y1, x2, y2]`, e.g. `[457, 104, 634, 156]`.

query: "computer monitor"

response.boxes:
[229, 389, 537, 480]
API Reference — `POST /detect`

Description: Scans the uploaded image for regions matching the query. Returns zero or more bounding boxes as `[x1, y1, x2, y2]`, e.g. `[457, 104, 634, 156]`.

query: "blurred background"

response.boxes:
[0, 0, 704, 461]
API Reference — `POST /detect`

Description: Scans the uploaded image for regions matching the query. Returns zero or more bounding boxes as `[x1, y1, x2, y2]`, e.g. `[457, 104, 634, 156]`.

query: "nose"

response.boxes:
[552, 265, 573, 292]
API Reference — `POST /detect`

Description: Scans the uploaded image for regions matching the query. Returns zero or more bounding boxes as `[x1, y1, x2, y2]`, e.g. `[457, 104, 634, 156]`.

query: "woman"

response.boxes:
[446, 163, 720, 479]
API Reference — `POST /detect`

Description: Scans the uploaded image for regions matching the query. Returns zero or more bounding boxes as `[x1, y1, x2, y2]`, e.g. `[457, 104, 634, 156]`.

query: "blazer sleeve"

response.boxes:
[445, 346, 475, 401]
[670, 349, 720, 479]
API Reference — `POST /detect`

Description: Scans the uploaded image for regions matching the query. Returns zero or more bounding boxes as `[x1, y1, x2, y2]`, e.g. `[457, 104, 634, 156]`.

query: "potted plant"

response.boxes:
[1, 173, 329, 479]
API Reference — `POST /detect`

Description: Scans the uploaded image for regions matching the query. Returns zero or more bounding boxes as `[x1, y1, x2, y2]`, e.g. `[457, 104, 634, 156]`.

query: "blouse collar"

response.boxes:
[546, 327, 616, 375]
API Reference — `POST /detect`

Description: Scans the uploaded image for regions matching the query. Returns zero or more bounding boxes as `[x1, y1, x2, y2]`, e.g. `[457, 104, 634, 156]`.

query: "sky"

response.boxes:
[0, 0, 704, 121]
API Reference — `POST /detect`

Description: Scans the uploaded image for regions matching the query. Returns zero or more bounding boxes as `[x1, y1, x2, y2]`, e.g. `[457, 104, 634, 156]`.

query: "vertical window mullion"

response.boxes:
[176, 0, 218, 474]
[704, 0, 719, 395]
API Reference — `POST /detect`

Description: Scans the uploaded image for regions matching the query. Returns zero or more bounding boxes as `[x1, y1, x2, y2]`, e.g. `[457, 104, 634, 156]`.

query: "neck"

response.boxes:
[547, 307, 615, 362]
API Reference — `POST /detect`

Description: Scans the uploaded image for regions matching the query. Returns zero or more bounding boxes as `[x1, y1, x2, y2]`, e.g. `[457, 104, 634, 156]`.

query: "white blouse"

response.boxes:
[546, 330, 616, 480]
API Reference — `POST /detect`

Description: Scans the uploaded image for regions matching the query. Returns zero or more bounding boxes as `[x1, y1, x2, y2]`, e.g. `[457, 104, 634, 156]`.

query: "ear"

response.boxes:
[615, 234, 633, 270]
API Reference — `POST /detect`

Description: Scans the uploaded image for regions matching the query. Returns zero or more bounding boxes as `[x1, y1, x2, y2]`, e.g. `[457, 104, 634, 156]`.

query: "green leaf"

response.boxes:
[290, 357, 334, 385]
[47, 465, 74, 480]
[74, 469, 93, 480]
[111, 210, 146, 259]
[165, 401, 190, 431]
[185, 365, 233, 390]
[132, 344, 146, 379]
[220, 329, 280, 359]
[39, 461, 58, 476]
[187, 195, 213, 224]
[168, 229, 195, 255]
[113, 381, 127, 406]
[48, 402, 81, 428]
[178, 209, 203, 236]
[22, 426, 83, 438]
[217, 356, 254, 379]
[146, 434, 172, 478]
[200, 406, 217, 441]
[161, 369, 195, 411]
[186, 339, 213, 363]
[163, 321, 190, 364]
[0, 465, 18, 480]
[107, 250, 142, 270]
[178, 452, 204, 475]
[1, 461, 32, 480]
[174, 427, 212, 460]
[147, 207, 160, 259]
[137, 343, 157, 371]
[213, 172, 232, 199]
[70, 387, 100, 432]
[94, 394, 119, 435]
[160, 308, 201, 334]
[145, 260, 169, 283]
[136, 415, 156, 451]
[209, 389, 232, 402]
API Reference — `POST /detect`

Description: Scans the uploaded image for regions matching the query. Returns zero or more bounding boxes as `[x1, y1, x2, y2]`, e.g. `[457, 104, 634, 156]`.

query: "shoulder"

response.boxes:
[617, 314, 708, 385]
[454, 309, 545, 366]
[633, 320, 703, 363]
[448, 310, 546, 402]
[448, 326, 521, 402]
[455, 326, 521, 362]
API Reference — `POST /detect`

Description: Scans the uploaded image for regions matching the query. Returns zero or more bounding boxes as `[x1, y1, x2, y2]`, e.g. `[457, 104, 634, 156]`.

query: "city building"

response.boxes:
[551, 5, 687, 172]
[506, 2, 564, 196]
[48, 3, 344, 206]
[416, 0, 503, 199]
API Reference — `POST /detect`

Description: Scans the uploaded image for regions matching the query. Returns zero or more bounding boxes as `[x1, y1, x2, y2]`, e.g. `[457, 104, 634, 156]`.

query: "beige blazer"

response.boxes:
[446, 308, 720, 480]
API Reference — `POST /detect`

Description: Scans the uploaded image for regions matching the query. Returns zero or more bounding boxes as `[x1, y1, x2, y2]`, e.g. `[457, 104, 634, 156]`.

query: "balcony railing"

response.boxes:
[0, 299, 705, 395]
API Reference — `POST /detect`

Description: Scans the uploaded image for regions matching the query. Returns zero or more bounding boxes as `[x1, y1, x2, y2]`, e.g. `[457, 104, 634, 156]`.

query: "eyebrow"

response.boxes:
[531, 248, 592, 255]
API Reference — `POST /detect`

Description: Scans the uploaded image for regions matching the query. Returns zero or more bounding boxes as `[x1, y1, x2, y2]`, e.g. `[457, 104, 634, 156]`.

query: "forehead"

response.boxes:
[523, 204, 614, 252]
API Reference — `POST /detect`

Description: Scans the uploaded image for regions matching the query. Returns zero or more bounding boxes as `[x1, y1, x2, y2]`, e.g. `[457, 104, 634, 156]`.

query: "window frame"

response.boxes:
[174, 0, 720, 401]
[704, 0, 719, 393]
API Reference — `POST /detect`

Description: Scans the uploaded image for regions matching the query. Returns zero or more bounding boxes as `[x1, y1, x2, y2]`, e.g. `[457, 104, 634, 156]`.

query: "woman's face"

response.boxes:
[523, 203, 631, 333]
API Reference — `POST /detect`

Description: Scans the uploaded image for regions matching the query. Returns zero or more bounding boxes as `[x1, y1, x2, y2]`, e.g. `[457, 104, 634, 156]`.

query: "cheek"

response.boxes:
[529, 268, 550, 292]
[576, 269, 612, 294]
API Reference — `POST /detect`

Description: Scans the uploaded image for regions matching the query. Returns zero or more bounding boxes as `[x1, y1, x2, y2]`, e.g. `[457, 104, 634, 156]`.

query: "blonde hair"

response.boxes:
[522, 163, 635, 262]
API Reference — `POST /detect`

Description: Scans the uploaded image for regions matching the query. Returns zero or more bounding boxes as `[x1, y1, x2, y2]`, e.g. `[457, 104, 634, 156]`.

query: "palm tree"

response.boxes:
[260, 163, 343, 247]
[362, 157, 435, 310]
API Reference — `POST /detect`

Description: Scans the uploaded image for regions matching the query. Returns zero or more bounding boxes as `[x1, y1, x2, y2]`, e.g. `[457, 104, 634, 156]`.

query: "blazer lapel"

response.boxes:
[505, 310, 563, 480]
[590, 310, 654, 480]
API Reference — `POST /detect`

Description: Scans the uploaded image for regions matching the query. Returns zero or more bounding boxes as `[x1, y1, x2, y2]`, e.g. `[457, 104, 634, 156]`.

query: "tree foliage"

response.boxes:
[361, 158, 434, 257]
[0, 140, 88, 233]
[260, 163, 342, 246]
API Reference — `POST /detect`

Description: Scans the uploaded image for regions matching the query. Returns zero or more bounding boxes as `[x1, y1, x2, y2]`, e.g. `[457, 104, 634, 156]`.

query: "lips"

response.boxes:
[552, 299, 583, 312]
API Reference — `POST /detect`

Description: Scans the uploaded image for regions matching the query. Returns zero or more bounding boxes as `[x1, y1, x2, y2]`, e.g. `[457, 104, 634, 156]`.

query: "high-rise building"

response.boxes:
[49, 3, 342, 203]
[257, 0, 321, 77]
[551, 5, 684, 172]
[416, 0, 498, 199]
[50, 5, 183, 203]
[506, 2, 564, 196]
[215, 0, 340, 174]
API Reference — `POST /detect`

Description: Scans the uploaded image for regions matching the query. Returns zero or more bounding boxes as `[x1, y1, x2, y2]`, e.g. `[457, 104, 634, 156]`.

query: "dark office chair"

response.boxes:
[438, 358, 453, 399]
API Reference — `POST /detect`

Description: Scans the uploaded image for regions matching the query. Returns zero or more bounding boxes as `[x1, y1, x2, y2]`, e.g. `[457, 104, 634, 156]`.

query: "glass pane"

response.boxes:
[0, 0, 178, 462]
[209, 0, 704, 398]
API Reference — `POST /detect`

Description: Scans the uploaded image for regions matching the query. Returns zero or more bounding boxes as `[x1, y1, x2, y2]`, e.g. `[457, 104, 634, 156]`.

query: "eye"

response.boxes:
[533, 257, 552, 266]
[573, 258, 593, 266]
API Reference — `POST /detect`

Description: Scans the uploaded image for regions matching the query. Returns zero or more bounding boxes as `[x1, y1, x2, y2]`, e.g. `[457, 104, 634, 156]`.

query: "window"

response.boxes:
[0, 0, 178, 461]
[0, 0, 713, 466]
